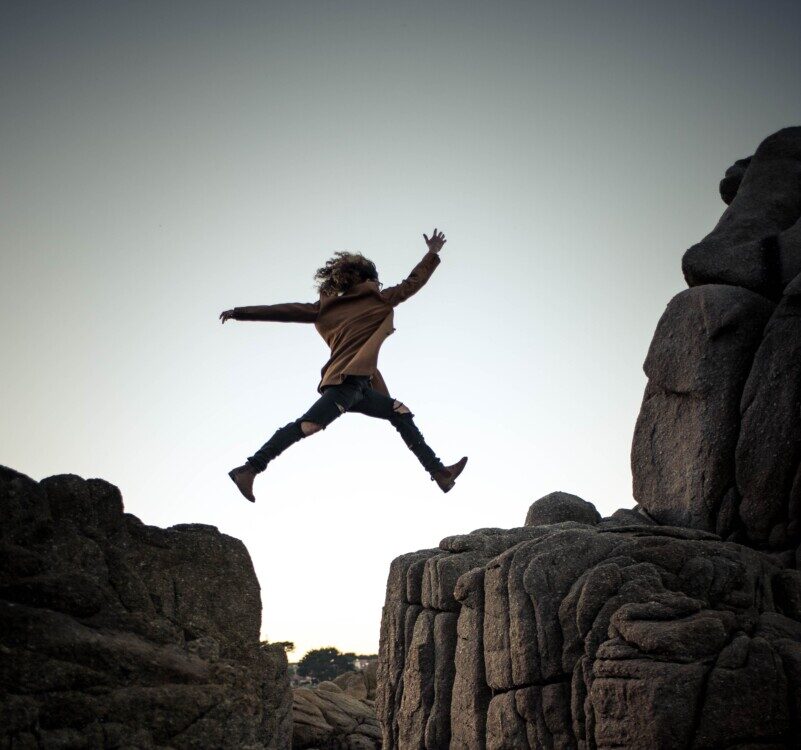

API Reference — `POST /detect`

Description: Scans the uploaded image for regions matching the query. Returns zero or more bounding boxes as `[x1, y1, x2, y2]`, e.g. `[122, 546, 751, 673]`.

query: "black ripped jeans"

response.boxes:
[246, 375, 446, 475]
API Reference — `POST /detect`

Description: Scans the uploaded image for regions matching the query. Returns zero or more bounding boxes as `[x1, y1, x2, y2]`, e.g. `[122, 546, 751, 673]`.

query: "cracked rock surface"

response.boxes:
[377, 512, 801, 749]
[292, 670, 382, 750]
[0, 466, 292, 749]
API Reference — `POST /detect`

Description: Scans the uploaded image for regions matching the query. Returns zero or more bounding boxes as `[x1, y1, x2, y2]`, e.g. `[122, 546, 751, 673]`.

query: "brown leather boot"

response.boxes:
[228, 464, 257, 502]
[431, 456, 468, 493]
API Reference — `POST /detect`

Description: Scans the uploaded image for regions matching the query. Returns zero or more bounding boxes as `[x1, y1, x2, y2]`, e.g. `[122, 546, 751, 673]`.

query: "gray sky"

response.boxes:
[2, 0, 800, 658]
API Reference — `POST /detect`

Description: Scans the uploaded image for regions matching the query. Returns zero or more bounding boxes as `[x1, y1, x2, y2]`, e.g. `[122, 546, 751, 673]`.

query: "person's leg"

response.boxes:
[349, 389, 446, 475]
[246, 377, 368, 472]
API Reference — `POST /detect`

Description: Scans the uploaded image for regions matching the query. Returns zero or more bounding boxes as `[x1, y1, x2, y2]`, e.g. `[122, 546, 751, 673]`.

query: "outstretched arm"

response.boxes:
[219, 300, 319, 324]
[380, 228, 446, 307]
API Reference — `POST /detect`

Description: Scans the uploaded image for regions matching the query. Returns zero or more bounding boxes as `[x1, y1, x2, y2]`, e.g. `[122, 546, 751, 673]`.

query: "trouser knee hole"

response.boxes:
[392, 400, 411, 415]
[300, 420, 322, 436]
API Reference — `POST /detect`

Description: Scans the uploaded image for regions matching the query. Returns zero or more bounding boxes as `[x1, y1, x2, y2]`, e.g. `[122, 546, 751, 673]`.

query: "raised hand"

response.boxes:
[423, 228, 446, 253]
[219, 309, 235, 324]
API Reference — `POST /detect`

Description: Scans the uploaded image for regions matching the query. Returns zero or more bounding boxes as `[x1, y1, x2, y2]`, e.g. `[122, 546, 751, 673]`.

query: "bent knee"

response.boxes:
[300, 420, 322, 436]
[392, 399, 412, 415]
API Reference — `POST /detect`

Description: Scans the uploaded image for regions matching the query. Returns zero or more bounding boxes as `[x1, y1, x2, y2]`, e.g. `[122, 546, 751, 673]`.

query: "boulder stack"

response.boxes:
[376, 127, 801, 749]
[292, 669, 382, 749]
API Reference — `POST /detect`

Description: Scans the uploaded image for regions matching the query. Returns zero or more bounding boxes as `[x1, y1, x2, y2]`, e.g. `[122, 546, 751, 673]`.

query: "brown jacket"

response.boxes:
[232, 250, 441, 396]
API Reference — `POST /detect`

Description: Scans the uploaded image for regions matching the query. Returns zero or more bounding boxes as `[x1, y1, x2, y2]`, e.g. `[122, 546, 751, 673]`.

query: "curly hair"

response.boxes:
[314, 251, 381, 296]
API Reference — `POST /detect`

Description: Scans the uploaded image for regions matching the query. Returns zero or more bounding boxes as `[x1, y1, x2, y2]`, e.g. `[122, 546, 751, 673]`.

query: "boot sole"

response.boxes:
[228, 469, 256, 503]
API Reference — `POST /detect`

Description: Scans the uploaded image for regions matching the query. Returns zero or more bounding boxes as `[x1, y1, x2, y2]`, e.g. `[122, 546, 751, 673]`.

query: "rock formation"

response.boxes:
[292, 666, 381, 749]
[0, 466, 292, 749]
[638, 125, 801, 548]
[376, 127, 801, 749]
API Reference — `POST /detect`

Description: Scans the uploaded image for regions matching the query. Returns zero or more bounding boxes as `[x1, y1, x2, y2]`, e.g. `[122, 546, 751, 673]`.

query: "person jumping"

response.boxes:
[220, 228, 468, 502]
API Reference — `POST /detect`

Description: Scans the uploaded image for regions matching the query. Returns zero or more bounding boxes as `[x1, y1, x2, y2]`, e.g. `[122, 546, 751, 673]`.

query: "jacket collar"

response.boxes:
[321, 280, 381, 305]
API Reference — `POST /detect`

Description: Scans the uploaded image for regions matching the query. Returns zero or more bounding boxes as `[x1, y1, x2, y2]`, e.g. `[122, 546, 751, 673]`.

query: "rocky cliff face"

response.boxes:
[376, 127, 801, 749]
[0, 466, 292, 749]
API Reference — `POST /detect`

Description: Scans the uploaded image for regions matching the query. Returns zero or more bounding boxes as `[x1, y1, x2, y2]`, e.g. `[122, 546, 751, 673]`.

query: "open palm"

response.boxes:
[423, 228, 446, 253]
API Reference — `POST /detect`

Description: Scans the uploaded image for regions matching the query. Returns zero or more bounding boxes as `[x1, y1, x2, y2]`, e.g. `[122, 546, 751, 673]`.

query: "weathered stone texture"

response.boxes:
[378, 515, 801, 748]
[631, 284, 774, 532]
[736, 273, 801, 546]
[683, 126, 801, 296]
[333, 664, 377, 702]
[0, 466, 292, 749]
[525, 491, 601, 527]
[292, 679, 382, 750]
[375, 549, 439, 750]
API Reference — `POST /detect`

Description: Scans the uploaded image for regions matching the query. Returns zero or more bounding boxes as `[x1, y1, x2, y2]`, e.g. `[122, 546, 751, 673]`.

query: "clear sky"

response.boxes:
[2, 0, 800, 659]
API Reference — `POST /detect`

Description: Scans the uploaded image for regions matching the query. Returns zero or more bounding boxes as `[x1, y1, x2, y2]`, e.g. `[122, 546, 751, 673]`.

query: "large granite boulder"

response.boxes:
[525, 492, 601, 527]
[682, 126, 801, 297]
[718, 156, 751, 206]
[334, 665, 378, 701]
[632, 128, 801, 551]
[631, 284, 774, 532]
[0, 466, 292, 749]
